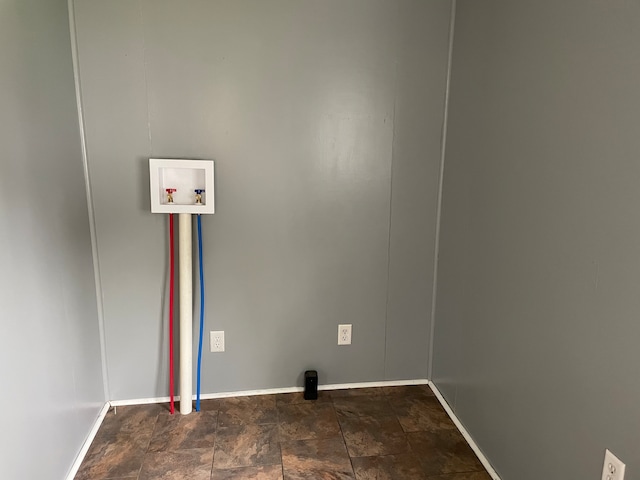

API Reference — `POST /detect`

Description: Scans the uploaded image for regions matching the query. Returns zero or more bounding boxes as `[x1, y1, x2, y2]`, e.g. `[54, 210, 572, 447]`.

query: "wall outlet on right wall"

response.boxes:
[601, 449, 625, 480]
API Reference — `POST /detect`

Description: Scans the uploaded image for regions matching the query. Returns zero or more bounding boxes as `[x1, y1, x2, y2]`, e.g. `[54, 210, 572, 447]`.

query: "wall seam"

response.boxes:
[382, 3, 402, 380]
[137, 0, 153, 155]
[67, 0, 111, 401]
[427, 0, 456, 381]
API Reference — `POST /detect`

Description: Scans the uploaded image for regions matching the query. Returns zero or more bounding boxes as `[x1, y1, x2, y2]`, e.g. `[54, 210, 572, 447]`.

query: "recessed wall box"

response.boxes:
[149, 158, 215, 214]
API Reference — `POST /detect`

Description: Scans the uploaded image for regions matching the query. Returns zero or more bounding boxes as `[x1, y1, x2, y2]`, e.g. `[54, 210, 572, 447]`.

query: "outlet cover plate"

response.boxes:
[602, 449, 625, 480]
[210, 331, 225, 352]
[338, 324, 352, 345]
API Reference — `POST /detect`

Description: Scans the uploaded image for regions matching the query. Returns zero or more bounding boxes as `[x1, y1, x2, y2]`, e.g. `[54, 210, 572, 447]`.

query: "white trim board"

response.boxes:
[428, 0, 457, 381]
[68, 0, 111, 401]
[109, 379, 430, 407]
[429, 381, 502, 480]
[65, 402, 110, 480]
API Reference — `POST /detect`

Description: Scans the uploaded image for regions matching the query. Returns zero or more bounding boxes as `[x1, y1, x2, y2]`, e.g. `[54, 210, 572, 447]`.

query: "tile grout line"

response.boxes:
[275, 393, 284, 479]
[208, 405, 219, 480]
[137, 406, 162, 480]
[331, 393, 357, 478]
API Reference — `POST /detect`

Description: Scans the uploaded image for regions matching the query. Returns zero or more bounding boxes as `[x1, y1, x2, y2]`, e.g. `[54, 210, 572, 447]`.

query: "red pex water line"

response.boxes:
[169, 213, 175, 414]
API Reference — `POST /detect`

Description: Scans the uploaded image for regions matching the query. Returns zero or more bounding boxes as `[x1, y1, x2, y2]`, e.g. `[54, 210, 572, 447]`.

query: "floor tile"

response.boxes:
[382, 385, 434, 398]
[197, 398, 221, 412]
[390, 396, 457, 433]
[281, 437, 354, 479]
[210, 464, 284, 479]
[275, 391, 331, 406]
[99, 404, 163, 437]
[339, 415, 409, 457]
[213, 423, 280, 469]
[425, 473, 491, 480]
[330, 387, 386, 398]
[278, 402, 341, 442]
[333, 396, 394, 418]
[74, 443, 145, 479]
[148, 410, 217, 452]
[408, 430, 484, 476]
[75, 388, 490, 480]
[351, 453, 427, 480]
[74, 430, 151, 480]
[218, 395, 278, 426]
[138, 448, 213, 480]
[155, 402, 174, 414]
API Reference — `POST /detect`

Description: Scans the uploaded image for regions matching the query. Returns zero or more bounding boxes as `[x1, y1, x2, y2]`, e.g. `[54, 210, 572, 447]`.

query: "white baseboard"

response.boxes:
[109, 378, 430, 407]
[65, 402, 110, 480]
[429, 381, 502, 480]
[320, 378, 429, 391]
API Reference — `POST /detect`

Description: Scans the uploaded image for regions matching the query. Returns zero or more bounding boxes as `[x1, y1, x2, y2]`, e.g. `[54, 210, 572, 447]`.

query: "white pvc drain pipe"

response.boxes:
[179, 213, 193, 415]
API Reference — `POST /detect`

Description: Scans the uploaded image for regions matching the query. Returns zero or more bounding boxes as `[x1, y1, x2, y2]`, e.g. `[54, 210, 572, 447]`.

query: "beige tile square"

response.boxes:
[408, 430, 484, 476]
[213, 423, 280, 469]
[148, 411, 217, 452]
[281, 437, 354, 479]
[210, 464, 284, 479]
[339, 415, 409, 457]
[278, 403, 341, 442]
[351, 453, 426, 480]
[138, 448, 213, 480]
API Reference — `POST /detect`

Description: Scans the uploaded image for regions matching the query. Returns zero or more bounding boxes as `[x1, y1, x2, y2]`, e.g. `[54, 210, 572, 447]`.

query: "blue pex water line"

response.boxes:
[196, 214, 204, 411]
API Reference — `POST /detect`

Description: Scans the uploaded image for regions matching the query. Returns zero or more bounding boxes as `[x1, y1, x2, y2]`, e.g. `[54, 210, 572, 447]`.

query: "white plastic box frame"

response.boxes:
[149, 158, 215, 214]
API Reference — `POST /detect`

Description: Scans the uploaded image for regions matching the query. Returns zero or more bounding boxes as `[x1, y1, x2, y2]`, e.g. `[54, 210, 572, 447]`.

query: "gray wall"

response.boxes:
[0, 0, 105, 478]
[434, 1, 640, 478]
[73, 0, 452, 401]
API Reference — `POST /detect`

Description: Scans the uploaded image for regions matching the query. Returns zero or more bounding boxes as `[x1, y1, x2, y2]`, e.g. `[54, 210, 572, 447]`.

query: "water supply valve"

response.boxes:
[194, 189, 205, 204]
[165, 188, 177, 203]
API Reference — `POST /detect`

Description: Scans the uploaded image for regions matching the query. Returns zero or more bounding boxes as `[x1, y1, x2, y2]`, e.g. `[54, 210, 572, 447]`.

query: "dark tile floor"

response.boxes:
[75, 385, 491, 480]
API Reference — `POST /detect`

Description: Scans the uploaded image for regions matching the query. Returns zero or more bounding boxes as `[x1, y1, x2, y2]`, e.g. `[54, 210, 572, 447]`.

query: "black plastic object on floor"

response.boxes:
[304, 370, 318, 400]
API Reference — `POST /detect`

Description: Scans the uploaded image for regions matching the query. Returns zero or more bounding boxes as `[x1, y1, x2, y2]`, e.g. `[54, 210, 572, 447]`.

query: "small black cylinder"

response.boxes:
[304, 370, 318, 400]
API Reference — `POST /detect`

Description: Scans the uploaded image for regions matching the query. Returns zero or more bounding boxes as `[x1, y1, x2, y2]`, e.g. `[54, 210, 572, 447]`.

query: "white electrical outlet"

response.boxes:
[601, 449, 625, 480]
[210, 331, 224, 352]
[338, 324, 352, 345]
